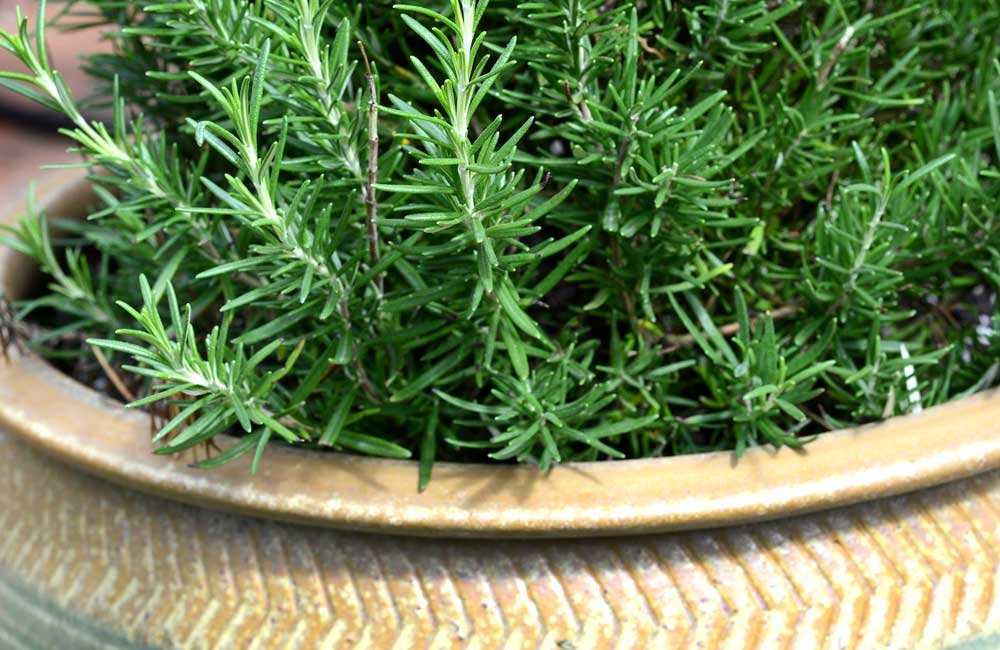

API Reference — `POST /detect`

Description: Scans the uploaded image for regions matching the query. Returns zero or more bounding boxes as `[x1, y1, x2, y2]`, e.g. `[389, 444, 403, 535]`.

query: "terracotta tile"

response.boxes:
[0, 119, 78, 207]
[0, 0, 109, 119]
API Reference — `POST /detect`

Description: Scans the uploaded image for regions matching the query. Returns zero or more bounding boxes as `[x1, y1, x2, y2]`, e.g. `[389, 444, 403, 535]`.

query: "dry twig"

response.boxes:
[359, 41, 383, 296]
[660, 304, 801, 353]
[89, 343, 137, 402]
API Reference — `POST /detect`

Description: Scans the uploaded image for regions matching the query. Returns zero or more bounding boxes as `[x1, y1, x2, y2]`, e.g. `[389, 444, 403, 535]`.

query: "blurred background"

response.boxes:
[1, 0, 106, 202]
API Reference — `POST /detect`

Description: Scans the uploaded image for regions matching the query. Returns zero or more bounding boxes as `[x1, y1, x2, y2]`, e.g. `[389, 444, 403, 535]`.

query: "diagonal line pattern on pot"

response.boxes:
[925, 483, 998, 637]
[3, 429, 1000, 649]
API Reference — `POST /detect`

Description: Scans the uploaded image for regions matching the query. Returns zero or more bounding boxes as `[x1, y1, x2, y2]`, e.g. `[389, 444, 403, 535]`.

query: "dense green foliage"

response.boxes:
[2, 0, 999, 485]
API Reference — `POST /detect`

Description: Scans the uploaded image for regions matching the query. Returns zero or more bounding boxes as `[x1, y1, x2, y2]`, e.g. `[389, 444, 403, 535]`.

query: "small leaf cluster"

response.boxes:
[1, 0, 998, 484]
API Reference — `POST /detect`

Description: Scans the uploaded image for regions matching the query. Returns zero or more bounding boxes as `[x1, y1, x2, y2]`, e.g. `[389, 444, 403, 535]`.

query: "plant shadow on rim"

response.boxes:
[2, 170, 1000, 539]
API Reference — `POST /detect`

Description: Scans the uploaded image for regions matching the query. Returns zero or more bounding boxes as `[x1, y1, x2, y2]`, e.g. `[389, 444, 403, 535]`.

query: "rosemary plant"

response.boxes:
[1, 0, 998, 486]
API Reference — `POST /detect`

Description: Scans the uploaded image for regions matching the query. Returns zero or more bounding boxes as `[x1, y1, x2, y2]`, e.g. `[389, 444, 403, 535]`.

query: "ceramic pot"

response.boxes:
[1, 172, 999, 648]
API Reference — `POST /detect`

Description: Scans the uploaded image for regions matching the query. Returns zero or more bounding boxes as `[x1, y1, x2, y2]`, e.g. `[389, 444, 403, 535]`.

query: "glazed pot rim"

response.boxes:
[2, 170, 1000, 539]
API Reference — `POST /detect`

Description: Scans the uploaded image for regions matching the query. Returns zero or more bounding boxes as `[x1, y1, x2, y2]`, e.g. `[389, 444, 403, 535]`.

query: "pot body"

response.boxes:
[2, 428, 999, 649]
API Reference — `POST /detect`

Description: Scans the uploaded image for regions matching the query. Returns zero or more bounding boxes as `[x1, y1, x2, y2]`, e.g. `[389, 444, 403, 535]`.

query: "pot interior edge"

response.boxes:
[0, 169, 102, 301]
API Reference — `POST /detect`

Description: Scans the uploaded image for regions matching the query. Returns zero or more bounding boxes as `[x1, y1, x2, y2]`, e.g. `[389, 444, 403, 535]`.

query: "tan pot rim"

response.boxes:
[2, 170, 1000, 539]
